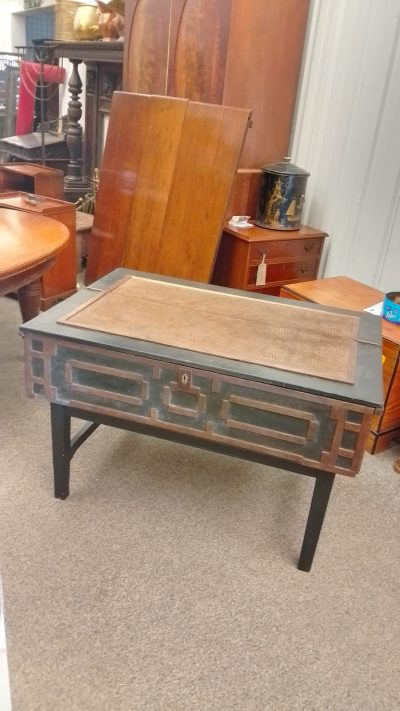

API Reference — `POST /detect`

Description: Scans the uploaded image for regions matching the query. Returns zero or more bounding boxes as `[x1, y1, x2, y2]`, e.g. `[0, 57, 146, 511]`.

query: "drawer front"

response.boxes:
[250, 237, 323, 261]
[25, 334, 373, 476]
[248, 258, 319, 287]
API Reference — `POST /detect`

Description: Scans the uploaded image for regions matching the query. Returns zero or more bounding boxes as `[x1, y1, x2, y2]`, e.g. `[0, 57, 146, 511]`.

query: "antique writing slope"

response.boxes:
[21, 270, 383, 571]
[84, 93, 251, 285]
[59, 275, 359, 384]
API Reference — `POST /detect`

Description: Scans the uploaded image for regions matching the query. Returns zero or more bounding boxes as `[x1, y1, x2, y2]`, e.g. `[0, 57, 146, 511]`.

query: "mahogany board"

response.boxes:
[59, 275, 359, 383]
[84, 92, 251, 286]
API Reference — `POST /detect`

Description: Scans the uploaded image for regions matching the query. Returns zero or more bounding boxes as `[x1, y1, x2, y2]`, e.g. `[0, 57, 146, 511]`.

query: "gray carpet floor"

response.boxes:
[1, 294, 400, 711]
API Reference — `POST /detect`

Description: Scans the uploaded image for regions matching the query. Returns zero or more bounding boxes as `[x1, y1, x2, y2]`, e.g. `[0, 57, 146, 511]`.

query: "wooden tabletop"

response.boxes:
[223, 222, 326, 243]
[20, 268, 383, 410]
[281, 275, 400, 347]
[0, 207, 69, 280]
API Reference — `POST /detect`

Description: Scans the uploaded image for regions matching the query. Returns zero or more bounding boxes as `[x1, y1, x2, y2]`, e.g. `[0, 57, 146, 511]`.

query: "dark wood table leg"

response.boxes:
[17, 279, 41, 322]
[393, 458, 400, 474]
[51, 402, 71, 500]
[298, 471, 335, 572]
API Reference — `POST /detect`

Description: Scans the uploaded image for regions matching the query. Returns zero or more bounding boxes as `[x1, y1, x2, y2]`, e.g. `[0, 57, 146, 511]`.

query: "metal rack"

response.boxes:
[0, 43, 68, 169]
[0, 53, 21, 140]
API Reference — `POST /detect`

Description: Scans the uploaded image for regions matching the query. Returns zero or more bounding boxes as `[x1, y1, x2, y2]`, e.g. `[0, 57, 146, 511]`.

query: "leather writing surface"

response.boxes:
[84, 92, 250, 285]
[60, 275, 359, 383]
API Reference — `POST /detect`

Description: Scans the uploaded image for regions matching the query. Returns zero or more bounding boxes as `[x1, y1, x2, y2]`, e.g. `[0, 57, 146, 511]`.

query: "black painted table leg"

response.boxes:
[51, 402, 71, 500]
[48, 399, 337, 567]
[298, 471, 335, 572]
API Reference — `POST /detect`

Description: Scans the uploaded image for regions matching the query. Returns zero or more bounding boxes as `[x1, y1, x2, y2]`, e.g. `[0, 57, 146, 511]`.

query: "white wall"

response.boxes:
[0, 0, 21, 52]
[291, 0, 400, 293]
[0, 0, 63, 52]
[0, 0, 86, 53]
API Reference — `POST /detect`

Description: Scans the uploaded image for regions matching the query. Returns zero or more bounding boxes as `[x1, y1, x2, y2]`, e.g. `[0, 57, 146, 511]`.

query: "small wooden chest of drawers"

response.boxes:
[212, 223, 327, 295]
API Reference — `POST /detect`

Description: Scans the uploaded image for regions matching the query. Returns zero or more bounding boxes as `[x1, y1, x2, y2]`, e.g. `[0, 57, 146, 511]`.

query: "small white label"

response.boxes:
[256, 254, 267, 286]
[228, 218, 253, 228]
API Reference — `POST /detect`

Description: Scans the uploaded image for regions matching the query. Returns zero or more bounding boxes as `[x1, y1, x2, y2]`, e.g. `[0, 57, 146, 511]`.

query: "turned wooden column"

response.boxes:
[64, 59, 89, 198]
[44, 40, 123, 201]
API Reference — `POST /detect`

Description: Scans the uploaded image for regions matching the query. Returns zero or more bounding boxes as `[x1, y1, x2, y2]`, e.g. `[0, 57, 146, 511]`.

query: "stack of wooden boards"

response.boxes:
[85, 92, 251, 285]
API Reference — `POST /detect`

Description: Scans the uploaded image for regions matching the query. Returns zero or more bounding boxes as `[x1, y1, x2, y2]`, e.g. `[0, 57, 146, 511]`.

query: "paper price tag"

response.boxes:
[256, 254, 267, 286]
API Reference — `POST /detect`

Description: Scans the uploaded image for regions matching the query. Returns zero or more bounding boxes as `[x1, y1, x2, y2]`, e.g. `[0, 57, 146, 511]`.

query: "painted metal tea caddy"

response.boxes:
[383, 291, 400, 324]
[255, 156, 310, 230]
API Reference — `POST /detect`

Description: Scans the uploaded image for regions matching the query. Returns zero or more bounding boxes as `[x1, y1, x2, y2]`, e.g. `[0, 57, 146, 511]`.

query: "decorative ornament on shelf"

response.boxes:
[97, 11, 119, 40]
[73, 4, 101, 40]
[96, 0, 125, 40]
[96, 0, 125, 16]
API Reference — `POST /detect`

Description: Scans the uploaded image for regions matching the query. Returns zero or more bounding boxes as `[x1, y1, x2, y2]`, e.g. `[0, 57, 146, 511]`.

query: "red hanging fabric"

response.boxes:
[16, 61, 66, 136]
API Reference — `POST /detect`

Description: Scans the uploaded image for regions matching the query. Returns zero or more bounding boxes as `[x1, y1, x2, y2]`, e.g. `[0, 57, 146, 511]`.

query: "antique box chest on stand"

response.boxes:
[21, 269, 383, 572]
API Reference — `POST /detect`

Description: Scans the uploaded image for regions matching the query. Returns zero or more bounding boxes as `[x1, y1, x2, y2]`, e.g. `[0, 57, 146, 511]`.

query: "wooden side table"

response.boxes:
[0, 192, 76, 309]
[212, 223, 327, 295]
[280, 276, 400, 454]
[0, 208, 69, 322]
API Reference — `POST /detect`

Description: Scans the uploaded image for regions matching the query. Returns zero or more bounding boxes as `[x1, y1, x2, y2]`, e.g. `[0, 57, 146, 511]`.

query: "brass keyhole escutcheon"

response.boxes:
[177, 368, 192, 389]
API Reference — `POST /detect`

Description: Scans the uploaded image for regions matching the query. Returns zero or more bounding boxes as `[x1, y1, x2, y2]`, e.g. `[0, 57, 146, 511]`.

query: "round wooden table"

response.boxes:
[0, 207, 70, 322]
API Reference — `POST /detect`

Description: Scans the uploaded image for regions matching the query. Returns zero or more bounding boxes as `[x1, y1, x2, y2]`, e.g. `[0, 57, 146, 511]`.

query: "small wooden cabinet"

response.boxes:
[212, 224, 327, 295]
[0, 163, 64, 200]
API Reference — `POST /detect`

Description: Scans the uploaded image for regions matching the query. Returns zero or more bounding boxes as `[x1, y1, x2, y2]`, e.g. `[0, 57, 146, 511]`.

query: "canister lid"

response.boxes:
[261, 156, 310, 177]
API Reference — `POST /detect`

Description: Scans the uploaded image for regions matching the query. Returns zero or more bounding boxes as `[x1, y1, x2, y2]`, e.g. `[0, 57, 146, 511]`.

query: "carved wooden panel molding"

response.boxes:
[24, 335, 373, 477]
